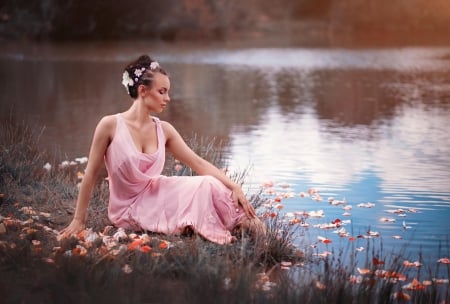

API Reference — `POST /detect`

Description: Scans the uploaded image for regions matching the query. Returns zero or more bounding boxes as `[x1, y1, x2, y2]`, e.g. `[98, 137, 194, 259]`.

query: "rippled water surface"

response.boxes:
[1, 43, 450, 271]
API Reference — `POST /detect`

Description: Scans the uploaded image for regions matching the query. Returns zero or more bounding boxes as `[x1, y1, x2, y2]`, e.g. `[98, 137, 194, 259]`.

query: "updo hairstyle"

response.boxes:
[122, 55, 168, 99]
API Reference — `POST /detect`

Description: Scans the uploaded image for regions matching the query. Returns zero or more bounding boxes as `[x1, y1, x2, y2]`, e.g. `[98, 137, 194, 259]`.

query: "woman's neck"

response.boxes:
[124, 99, 152, 124]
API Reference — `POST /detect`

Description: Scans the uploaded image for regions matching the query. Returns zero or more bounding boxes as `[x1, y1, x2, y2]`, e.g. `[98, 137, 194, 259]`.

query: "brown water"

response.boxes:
[1, 41, 450, 272]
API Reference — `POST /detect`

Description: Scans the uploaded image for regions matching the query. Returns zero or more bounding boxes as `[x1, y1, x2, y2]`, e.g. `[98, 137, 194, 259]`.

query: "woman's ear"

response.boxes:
[137, 84, 147, 97]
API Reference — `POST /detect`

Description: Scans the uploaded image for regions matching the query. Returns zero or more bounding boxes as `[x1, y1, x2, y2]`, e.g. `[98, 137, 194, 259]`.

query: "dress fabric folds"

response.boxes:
[104, 114, 244, 244]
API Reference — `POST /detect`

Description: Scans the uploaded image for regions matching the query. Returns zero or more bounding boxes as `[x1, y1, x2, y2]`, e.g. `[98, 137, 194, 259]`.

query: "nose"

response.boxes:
[165, 94, 170, 102]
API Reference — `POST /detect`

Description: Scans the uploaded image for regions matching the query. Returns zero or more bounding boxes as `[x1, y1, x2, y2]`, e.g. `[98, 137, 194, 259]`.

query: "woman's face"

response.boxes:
[142, 73, 170, 113]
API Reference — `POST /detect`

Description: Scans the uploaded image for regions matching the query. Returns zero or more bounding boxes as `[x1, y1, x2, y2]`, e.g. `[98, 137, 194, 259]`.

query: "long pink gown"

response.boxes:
[105, 114, 245, 244]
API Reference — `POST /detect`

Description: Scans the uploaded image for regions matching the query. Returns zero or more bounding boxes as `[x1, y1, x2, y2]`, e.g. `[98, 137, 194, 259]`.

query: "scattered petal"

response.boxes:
[280, 261, 292, 268]
[75, 157, 88, 164]
[437, 257, 450, 264]
[402, 278, 425, 290]
[315, 281, 326, 290]
[358, 202, 375, 208]
[39, 212, 51, 218]
[20, 206, 36, 215]
[357, 268, 371, 275]
[317, 236, 332, 244]
[113, 227, 128, 241]
[122, 264, 133, 274]
[159, 240, 170, 250]
[433, 278, 449, 284]
[262, 180, 274, 188]
[313, 251, 332, 258]
[84, 228, 99, 244]
[72, 245, 87, 256]
[43, 162, 52, 171]
[380, 217, 396, 222]
[393, 291, 411, 301]
[43, 258, 55, 264]
[403, 260, 422, 268]
[103, 236, 118, 249]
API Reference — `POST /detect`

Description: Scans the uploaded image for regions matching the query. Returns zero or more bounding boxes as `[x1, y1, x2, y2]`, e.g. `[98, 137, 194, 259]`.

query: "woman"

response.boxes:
[60, 55, 265, 244]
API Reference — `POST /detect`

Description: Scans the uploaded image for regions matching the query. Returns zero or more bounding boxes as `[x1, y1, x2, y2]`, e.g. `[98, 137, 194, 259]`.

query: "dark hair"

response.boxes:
[123, 55, 168, 99]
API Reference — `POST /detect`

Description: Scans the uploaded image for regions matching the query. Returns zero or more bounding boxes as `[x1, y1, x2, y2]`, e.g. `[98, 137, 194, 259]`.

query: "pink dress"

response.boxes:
[105, 114, 245, 244]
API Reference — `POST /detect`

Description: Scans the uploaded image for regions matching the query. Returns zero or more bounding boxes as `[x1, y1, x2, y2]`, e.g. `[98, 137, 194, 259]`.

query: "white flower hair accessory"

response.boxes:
[134, 67, 145, 77]
[122, 61, 160, 94]
[150, 61, 159, 70]
[122, 71, 134, 94]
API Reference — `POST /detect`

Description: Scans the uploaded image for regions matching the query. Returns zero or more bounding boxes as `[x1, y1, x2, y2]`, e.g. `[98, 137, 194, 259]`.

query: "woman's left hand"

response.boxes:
[231, 186, 256, 219]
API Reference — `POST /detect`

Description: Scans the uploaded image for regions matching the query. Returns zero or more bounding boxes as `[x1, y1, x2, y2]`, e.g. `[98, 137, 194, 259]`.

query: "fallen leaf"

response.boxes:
[140, 245, 152, 253]
[128, 239, 143, 251]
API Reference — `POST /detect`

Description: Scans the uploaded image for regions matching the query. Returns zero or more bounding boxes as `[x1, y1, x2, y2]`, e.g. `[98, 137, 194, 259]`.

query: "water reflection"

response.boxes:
[1, 44, 450, 266]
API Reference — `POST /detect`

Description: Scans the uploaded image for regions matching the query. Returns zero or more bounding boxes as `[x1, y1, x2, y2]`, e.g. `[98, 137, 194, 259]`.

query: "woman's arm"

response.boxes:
[163, 121, 256, 218]
[60, 116, 115, 236]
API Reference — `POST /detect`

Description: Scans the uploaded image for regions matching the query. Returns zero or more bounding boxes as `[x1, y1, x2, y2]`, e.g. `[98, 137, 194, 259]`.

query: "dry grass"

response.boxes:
[1, 118, 449, 304]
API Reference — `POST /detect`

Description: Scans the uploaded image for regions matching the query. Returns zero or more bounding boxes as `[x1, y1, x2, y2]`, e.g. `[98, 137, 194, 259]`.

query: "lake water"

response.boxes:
[1, 42, 450, 274]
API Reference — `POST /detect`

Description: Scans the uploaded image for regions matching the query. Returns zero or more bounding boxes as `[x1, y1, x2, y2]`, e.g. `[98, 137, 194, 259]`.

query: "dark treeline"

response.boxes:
[0, 0, 449, 45]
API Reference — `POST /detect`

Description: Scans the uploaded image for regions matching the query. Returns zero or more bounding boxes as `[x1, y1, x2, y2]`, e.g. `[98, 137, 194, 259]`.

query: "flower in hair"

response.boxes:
[150, 61, 159, 70]
[122, 71, 134, 93]
[134, 67, 145, 77]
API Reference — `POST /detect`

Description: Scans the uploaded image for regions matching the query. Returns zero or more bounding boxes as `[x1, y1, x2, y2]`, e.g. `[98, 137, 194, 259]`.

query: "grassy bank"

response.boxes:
[1, 118, 449, 303]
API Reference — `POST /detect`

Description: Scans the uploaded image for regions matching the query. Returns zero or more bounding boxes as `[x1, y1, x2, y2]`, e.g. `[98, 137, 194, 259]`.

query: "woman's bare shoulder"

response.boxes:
[99, 114, 117, 125]
[160, 120, 182, 138]
[95, 114, 118, 137]
[160, 120, 176, 133]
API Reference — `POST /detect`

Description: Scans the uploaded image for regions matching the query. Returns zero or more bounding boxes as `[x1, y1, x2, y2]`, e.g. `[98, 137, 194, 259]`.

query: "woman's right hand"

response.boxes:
[59, 218, 86, 238]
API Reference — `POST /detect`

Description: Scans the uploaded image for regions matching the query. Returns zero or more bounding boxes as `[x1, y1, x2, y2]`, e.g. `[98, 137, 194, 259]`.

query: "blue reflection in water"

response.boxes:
[206, 48, 450, 277]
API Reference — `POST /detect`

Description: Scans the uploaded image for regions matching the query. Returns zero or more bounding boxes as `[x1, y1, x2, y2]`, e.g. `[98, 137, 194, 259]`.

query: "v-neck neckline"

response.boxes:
[119, 114, 159, 157]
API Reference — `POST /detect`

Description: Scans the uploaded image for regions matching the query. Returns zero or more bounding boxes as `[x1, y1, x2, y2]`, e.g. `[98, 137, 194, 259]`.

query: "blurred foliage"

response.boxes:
[0, 0, 449, 42]
[0, 0, 256, 41]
